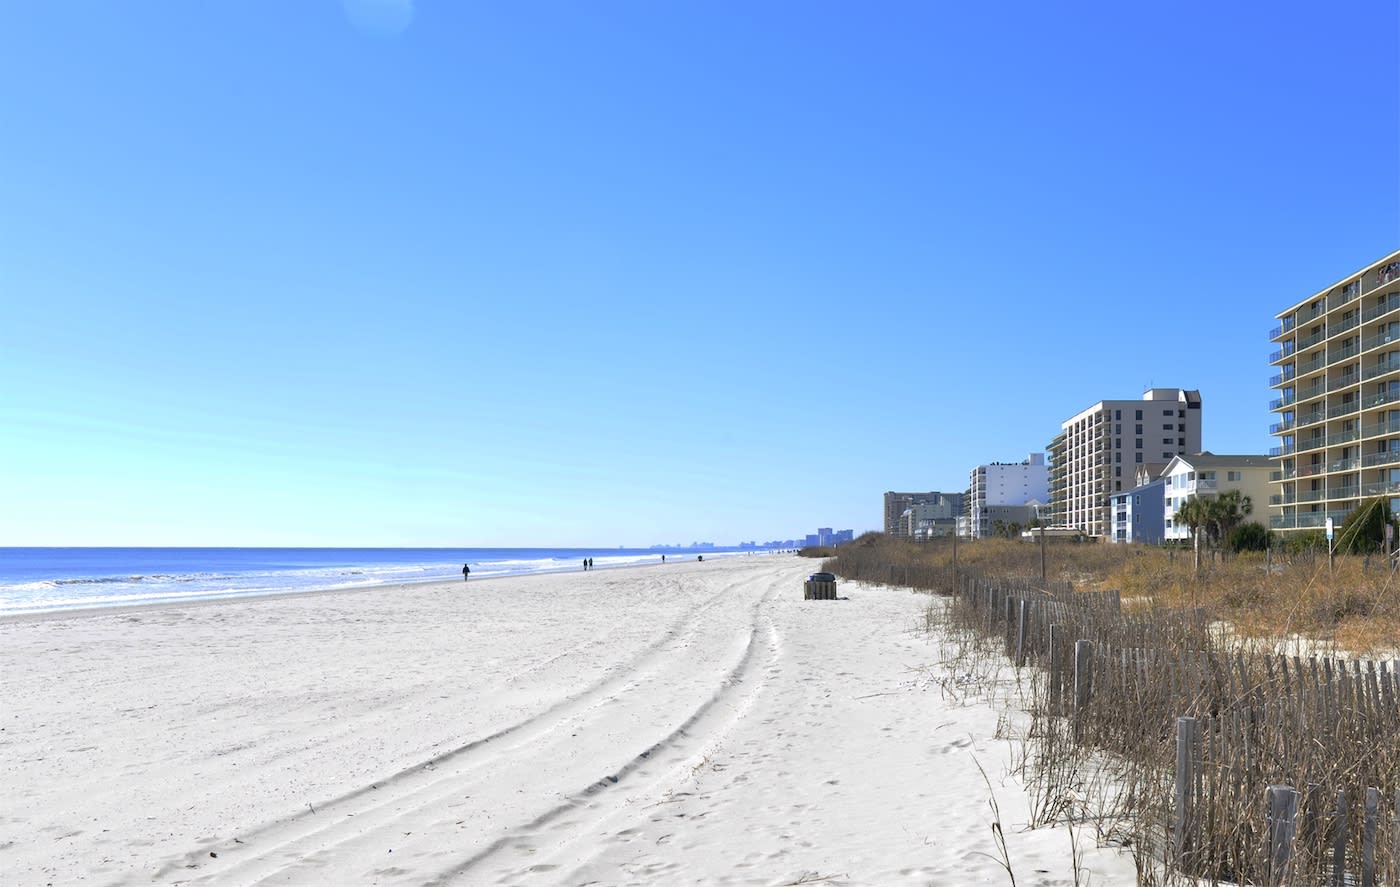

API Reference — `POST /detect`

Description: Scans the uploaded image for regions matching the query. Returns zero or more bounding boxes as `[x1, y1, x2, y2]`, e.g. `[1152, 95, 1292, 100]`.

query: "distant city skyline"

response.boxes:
[1, 3, 1395, 546]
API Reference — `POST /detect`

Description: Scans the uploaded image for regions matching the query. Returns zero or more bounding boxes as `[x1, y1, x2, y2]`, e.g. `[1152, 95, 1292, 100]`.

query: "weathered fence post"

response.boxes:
[1362, 786, 1378, 887]
[1015, 599, 1028, 667]
[1048, 623, 1063, 713]
[1332, 787, 1348, 887]
[1266, 784, 1300, 887]
[1392, 789, 1399, 887]
[1073, 639, 1093, 739]
[1173, 716, 1200, 869]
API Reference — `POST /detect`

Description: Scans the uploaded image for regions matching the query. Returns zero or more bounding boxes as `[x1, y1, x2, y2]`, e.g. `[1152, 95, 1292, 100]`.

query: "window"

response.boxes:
[1134, 495, 1140, 505]
[1115, 423, 1121, 434]
[1178, 438, 1185, 446]
[1114, 452, 1121, 463]
[1164, 409, 1173, 416]
[1136, 410, 1143, 420]
[1163, 438, 1173, 445]
[1115, 467, 1122, 476]
[1179, 410, 1186, 418]
[1115, 481, 1121, 491]
[1178, 424, 1185, 432]
[1115, 438, 1121, 449]
[1163, 453, 1173, 460]
[1136, 453, 1143, 463]
[1163, 424, 1173, 430]
[1115, 410, 1122, 420]
[1135, 439, 1143, 448]
[1228, 471, 1241, 482]
[1135, 424, 1143, 434]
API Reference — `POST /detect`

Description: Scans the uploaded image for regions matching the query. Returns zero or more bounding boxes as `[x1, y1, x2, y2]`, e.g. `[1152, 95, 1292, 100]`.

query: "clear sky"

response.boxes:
[2, 1, 1397, 547]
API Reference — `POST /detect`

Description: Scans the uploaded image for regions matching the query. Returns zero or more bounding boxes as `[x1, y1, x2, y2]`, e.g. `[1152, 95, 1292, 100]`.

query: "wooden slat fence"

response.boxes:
[946, 568, 1400, 885]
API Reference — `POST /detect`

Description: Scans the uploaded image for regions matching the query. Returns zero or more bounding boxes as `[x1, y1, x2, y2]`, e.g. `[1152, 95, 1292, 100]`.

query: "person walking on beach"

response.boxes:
[462, 563, 470, 582]
[587, 557, 593, 570]
[582, 558, 588, 571]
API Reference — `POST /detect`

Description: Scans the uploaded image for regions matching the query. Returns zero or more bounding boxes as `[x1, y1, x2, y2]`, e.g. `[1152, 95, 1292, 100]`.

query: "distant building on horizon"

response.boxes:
[804, 528, 854, 547]
[1269, 249, 1400, 533]
[1047, 389, 1202, 538]
[883, 491, 963, 539]
[968, 453, 1049, 538]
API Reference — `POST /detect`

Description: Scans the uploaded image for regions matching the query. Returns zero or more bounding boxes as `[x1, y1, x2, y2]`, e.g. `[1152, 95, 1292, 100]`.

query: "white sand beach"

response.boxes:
[1, 556, 1136, 885]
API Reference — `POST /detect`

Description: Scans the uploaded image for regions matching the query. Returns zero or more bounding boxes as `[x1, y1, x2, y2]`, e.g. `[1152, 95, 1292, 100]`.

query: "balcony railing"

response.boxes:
[1361, 388, 1400, 410]
[1362, 355, 1400, 381]
[1269, 367, 1297, 387]
[1298, 437, 1327, 452]
[1362, 479, 1400, 497]
[1360, 419, 1400, 438]
[1360, 329, 1400, 354]
[1269, 509, 1356, 530]
[1328, 457, 1361, 472]
[1362, 449, 1400, 468]
[1326, 427, 1360, 446]
[1361, 292, 1400, 323]
[1327, 373, 1360, 393]
[1329, 341, 1361, 363]
[1295, 328, 1329, 351]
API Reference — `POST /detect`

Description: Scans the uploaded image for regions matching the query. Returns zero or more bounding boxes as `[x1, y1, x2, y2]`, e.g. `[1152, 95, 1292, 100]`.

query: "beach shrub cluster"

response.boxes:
[824, 533, 1400, 653]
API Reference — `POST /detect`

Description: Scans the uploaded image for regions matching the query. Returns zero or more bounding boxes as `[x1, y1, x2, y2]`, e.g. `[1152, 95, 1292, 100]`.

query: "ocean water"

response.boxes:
[0, 546, 767, 616]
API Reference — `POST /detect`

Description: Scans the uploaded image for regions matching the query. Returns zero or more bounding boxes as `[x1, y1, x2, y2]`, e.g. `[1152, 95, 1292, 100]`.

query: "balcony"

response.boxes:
[1362, 355, 1400, 381]
[1327, 374, 1361, 394]
[1360, 329, 1400, 354]
[1269, 343, 1297, 364]
[1362, 479, 1400, 497]
[1329, 341, 1361, 363]
[1297, 407, 1328, 426]
[1362, 449, 1400, 468]
[1297, 437, 1327, 453]
[1269, 367, 1297, 387]
[1361, 292, 1400, 322]
[1361, 388, 1400, 410]
[1270, 392, 1297, 411]
[1326, 427, 1360, 446]
[1329, 283, 1361, 311]
[1295, 328, 1329, 351]
[1328, 457, 1361, 472]
[1269, 509, 1356, 530]
[1360, 418, 1400, 438]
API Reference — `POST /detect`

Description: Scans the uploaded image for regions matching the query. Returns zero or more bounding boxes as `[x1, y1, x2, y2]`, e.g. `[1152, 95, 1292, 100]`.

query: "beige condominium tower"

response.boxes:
[1269, 249, 1400, 532]
[1049, 389, 1202, 538]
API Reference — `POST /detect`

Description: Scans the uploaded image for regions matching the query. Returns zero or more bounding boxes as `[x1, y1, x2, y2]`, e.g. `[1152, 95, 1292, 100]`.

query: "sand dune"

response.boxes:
[0, 555, 1135, 885]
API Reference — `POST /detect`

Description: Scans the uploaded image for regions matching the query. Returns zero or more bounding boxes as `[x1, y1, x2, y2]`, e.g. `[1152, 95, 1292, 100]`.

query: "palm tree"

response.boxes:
[1205, 489, 1253, 552]
[1174, 495, 1209, 574]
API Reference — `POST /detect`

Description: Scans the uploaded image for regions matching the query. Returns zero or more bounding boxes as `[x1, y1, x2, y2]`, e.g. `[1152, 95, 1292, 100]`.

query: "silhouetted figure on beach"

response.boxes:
[587, 557, 593, 570]
[661, 554, 665, 563]
[462, 563, 470, 582]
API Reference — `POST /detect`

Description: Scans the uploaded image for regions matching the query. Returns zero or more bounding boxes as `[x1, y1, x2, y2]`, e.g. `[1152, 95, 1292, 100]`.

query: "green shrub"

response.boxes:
[1226, 521, 1271, 553]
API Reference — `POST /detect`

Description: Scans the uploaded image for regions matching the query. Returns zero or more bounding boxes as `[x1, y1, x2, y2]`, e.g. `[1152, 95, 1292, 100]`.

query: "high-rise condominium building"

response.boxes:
[1269, 250, 1400, 532]
[968, 454, 1049, 538]
[1049, 389, 1202, 538]
[883, 491, 963, 538]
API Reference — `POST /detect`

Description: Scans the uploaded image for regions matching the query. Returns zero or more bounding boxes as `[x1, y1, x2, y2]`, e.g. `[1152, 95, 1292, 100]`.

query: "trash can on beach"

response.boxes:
[804, 571, 837, 600]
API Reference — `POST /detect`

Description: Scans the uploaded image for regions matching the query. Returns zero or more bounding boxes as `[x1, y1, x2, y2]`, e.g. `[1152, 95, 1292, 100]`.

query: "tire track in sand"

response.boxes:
[157, 562, 796, 885]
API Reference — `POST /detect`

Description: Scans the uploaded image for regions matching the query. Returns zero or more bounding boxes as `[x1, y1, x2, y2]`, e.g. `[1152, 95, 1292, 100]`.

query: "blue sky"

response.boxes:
[2, 1, 1397, 547]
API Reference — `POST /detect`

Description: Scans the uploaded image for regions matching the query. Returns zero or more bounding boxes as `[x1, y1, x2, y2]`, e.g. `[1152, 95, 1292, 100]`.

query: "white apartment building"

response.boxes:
[1160, 453, 1273, 541]
[1269, 250, 1400, 532]
[1049, 389, 1203, 538]
[968, 453, 1049, 538]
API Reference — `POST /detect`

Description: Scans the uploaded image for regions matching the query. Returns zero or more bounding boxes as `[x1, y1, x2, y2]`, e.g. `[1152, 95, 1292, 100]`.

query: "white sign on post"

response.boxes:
[1325, 518, 1334, 540]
